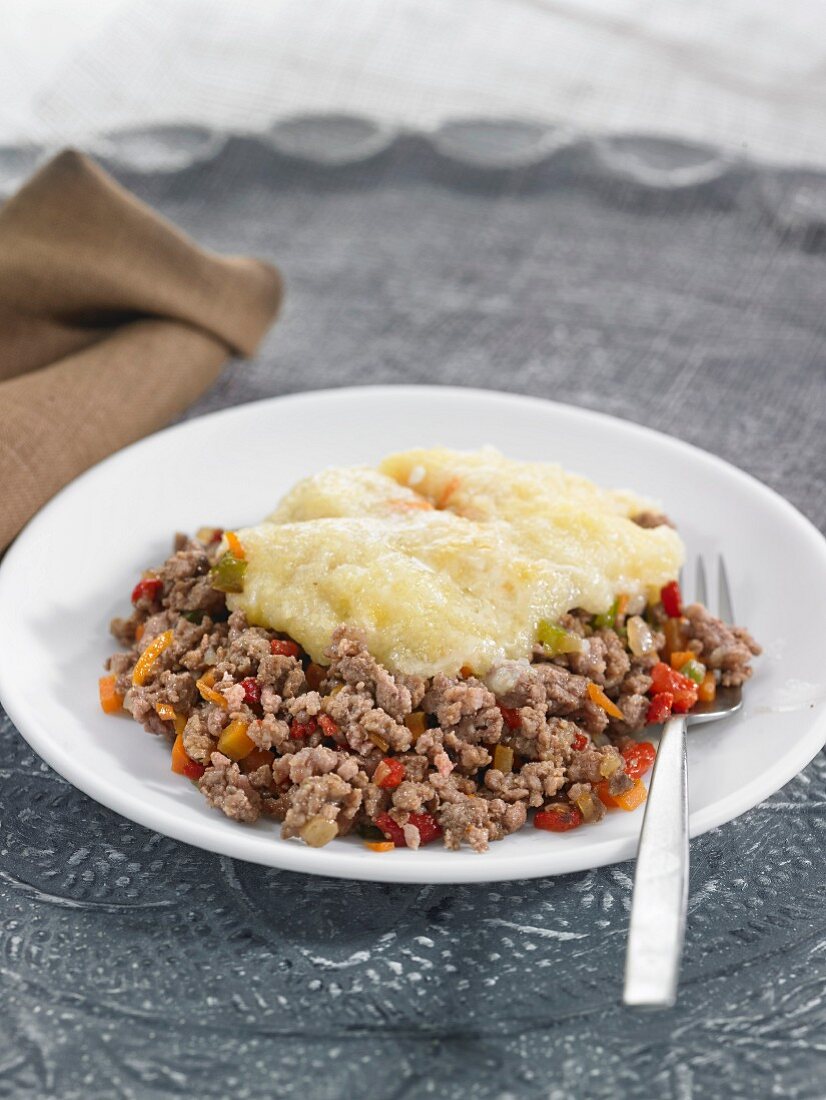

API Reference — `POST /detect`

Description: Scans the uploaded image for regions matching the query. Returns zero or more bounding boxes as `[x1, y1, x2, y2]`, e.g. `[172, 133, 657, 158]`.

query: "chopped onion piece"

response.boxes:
[300, 817, 339, 848]
[627, 615, 657, 657]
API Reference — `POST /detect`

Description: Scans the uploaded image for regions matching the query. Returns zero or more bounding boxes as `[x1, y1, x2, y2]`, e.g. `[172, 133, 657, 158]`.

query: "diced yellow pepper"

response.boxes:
[403, 711, 427, 740]
[493, 744, 514, 772]
[217, 719, 255, 761]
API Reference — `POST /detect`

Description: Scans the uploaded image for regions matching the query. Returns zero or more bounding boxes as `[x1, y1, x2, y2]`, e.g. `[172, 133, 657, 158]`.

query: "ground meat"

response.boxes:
[273, 745, 349, 785]
[285, 691, 323, 724]
[108, 531, 758, 854]
[411, 729, 455, 777]
[392, 780, 437, 813]
[564, 630, 629, 690]
[326, 626, 413, 720]
[485, 760, 565, 806]
[438, 795, 527, 852]
[255, 653, 306, 697]
[199, 752, 264, 822]
[684, 603, 761, 686]
[536, 664, 590, 715]
[158, 541, 226, 619]
[182, 711, 216, 764]
[110, 616, 138, 647]
[441, 731, 491, 774]
[485, 659, 545, 708]
[424, 675, 503, 744]
[567, 744, 624, 786]
[502, 716, 578, 764]
[612, 692, 650, 734]
[281, 774, 362, 839]
[573, 699, 610, 737]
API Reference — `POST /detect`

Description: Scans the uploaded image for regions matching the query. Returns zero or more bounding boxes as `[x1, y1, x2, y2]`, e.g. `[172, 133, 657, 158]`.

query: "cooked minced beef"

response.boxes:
[104, 533, 760, 853]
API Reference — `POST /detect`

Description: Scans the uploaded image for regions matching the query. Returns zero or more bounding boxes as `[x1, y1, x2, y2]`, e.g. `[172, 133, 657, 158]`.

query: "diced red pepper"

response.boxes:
[270, 638, 301, 658]
[650, 661, 699, 713]
[621, 740, 657, 780]
[318, 714, 339, 738]
[374, 757, 406, 790]
[131, 578, 163, 604]
[290, 716, 318, 740]
[572, 731, 588, 752]
[660, 580, 682, 618]
[375, 811, 442, 847]
[240, 677, 261, 706]
[534, 804, 583, 832]
[410, 812, 443, 845]
[498, 704, 521, 730]
[375, 812, 406, 846]
[646, 691, 674, 724]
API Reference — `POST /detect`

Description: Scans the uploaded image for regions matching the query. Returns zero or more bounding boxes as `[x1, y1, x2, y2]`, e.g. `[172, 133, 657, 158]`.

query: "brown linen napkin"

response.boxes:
[0, 149, 283, 550]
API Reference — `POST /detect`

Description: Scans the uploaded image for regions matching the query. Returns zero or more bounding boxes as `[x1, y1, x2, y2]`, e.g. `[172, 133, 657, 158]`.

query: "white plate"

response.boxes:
[1, 386, 825, 884]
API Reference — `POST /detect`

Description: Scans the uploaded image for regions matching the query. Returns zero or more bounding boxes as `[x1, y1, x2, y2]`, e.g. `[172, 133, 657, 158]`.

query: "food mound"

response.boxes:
[100, 449, 760, 853]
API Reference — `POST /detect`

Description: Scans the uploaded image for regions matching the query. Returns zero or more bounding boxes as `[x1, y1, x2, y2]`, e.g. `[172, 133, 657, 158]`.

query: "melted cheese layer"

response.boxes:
[229, 448, 683, 676]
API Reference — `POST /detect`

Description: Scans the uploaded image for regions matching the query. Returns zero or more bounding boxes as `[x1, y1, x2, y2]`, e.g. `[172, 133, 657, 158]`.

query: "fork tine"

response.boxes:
[694, 555, 708, 609]
[717, 554, 734, 623]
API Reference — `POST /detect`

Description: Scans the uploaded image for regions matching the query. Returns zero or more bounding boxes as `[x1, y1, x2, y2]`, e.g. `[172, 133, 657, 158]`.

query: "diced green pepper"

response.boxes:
[181, 609, 204, 624]
[537, 619, 583, 655]
[681, 658, 706, 685]
[210, 552, 247, 593]
[593, 599, 618, 630]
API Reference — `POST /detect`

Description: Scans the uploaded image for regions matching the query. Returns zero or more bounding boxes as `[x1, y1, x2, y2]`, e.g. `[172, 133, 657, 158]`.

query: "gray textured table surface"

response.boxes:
[2, 120, 825, 1099]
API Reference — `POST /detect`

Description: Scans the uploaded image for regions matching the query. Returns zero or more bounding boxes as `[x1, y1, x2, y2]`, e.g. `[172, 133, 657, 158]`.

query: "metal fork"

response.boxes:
[623, 555, 743, 1008]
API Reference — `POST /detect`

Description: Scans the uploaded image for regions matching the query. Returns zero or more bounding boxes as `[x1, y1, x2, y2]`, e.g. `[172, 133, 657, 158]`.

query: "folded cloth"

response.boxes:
[0, 149, 283, 550]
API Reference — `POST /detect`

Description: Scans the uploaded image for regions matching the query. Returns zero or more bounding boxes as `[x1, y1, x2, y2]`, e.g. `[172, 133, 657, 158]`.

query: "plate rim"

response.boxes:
[1, 384, 825, 884]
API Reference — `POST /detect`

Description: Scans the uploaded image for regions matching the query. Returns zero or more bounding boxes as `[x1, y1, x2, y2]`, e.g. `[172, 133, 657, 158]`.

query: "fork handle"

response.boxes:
[623, 714, 689, 1008]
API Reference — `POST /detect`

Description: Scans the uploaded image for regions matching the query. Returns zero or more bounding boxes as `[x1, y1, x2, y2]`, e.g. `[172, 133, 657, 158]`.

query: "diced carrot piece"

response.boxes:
[669, 650, 694, 671]
[698, 671, 717, 703]
[135, 623, 145, 642]
[365, 841, 395, 852]
[614, 779, 648, 812]
[171, 733, 205, 780]
[225, 530, 246, 560]
[132, 629, 174, 686]
[98, 675, 124, 715]
[217, 719, 255, 761]
[587, 682, 624, 720]
[155, 702, 176, 722]
[196, 672, 227, 708]
[173, 714, 188, 736]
